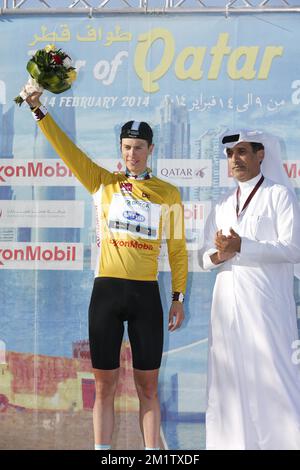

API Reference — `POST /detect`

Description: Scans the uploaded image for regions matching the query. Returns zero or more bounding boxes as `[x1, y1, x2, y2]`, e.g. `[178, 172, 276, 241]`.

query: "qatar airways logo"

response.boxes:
[0, 243, 83, 270]
[0, 160, 78, 186]
[157, 159, 212, 187]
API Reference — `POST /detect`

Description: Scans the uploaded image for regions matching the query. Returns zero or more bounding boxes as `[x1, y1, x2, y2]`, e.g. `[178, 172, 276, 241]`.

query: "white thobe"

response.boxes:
[201, 174, 300, 450]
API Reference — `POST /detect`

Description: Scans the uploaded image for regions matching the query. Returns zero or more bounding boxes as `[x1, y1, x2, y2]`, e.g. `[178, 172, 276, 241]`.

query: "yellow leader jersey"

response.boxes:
[37, 111, 188, 294]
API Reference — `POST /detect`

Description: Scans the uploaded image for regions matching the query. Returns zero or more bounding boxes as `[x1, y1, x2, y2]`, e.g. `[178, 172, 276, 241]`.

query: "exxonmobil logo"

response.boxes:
[0, 243, 83, 270]
[183, 202, 207, 229]
[283, 161, 300, 179]
[0, 160, 76, 186]
[109, 239, 153, 250]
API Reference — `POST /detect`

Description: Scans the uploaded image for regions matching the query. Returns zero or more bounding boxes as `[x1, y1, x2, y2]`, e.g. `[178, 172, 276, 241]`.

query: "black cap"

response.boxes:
[222, 134, 240, 145]
[120, 120, 153, 144]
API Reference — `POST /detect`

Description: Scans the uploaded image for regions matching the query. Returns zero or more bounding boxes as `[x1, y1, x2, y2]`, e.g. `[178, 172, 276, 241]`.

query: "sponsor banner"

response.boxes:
[91, 243, 99, 272]
[0, 243, 83, 270]
[219, 159, 300, 188]
[0, 160, 77, 186]
[2, 156, 297, 193]
[92, 201, 211, 228]
[91, 200, 210, 247]
[157, 160, 212, 187]
[158, 244, 170, 272]
[183, 201, 211, 231]
[162, 201, 211, 251]
[0, 201, 84, 228]
[158, 244, 204, 273]
[97, 159, 126, 174]
[187, 251, 206, 273]
[0, 159, 124, 186]
[283, 160, 300, 188]
[159, 201, 211, 270]
[219, 160, 235, 188]
[183, 201, 211, 252]
[1, 13, 300, 451]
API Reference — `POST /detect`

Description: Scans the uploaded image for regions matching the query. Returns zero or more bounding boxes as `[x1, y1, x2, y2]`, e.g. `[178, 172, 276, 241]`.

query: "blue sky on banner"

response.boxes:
[3, 11, 300, 160]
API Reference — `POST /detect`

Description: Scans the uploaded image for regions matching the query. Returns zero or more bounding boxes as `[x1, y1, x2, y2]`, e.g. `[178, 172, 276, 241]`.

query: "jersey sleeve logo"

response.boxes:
[120, 182, 133, 193]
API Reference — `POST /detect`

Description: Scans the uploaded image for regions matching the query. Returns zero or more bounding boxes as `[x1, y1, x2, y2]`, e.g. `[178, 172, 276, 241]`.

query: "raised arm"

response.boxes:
[26, 92, 112, 193]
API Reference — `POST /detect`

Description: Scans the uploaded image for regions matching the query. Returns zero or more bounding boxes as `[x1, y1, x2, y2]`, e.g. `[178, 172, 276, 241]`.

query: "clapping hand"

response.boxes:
[214, 228, 241, 255]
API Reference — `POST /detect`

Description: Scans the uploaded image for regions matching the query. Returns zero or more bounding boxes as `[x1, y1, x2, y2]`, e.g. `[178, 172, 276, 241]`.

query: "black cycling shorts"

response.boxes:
[88, 277, 164, 371]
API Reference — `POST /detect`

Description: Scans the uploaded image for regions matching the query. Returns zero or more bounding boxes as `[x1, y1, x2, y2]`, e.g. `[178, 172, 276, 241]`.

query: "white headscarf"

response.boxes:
[222, 130, 300, 279]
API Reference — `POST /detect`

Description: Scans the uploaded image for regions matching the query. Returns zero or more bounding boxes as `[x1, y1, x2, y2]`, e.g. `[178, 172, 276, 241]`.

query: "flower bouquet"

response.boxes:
[14, 44, 77, 106]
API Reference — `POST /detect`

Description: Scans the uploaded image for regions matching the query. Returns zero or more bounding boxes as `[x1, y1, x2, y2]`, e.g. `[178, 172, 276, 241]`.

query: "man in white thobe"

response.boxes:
[200, 130, 300, 450]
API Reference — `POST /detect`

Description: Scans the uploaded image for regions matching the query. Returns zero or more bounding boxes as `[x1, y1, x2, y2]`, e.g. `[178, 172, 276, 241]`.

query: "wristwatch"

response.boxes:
[172, 292, 185, 303]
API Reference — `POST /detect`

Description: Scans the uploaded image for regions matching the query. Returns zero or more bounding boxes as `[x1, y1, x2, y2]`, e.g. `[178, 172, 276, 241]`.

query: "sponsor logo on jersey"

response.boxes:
[120, 182, 132, 193]
[108, 193, 160, 240]
[124, 199, 151, 211]
[123, 211, 146, 223]
[110, 239, 153, 250]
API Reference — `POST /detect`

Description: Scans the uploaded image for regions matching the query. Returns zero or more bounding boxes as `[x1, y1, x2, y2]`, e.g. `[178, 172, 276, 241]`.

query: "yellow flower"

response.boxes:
[44, 44, 56, 53]
[66, 69, 77, 84]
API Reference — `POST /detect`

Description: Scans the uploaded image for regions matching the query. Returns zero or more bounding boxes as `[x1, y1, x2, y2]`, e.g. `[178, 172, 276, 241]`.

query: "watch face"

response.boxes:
[178, 293, 185, 303]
